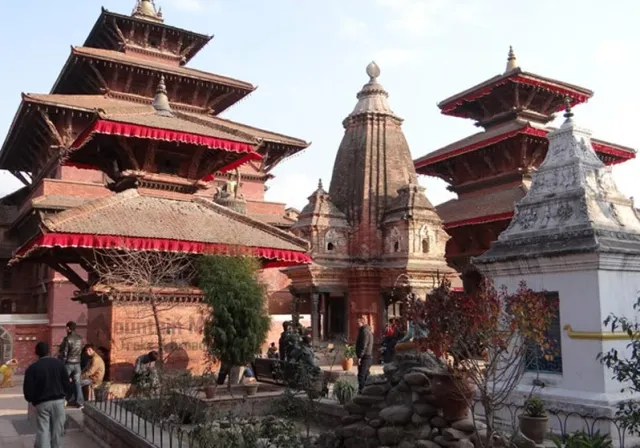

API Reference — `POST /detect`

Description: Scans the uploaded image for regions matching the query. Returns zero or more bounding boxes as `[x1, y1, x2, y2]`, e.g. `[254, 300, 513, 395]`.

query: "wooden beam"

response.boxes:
[142, 141, 157, 171]
[541, 95, 556, 115]
[143, 26, 151, 48]
[38, 110, 64, 146]
[523, 88, 537, 108]
[10, 171, 31, 186]
[111, 17, 127, 44]
[159, 28, 167, 51]
[514, 84, 520, 108]
[187, 146, 205, 179]
[88, 62, 110, 91]
[191, 83, 201, 105]
[124, 70, 133, 91]
[179, 40, 199, 58]
[117, 137, 140, 170]
[44, 259, 89, 291]
[206, 91, 234, 113]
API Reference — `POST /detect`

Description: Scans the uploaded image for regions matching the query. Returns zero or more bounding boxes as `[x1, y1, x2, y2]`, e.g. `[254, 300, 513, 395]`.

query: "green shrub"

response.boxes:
[333, 379, 356, 405]
[551, 430, 613, 448]
[524, 396, 546, 417]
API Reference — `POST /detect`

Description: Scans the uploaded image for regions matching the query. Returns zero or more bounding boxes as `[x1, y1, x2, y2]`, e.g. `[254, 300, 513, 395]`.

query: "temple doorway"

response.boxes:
[0, 327, 12, 363]
[324, 296, 346, 340]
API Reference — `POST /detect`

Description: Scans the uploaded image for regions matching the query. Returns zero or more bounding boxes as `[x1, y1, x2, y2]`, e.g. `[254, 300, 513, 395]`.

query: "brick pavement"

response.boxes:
[0, 375, 95, 448]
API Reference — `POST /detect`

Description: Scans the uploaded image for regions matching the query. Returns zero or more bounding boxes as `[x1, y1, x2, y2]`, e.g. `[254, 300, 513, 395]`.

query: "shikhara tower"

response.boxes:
[287, 63, 454, 342]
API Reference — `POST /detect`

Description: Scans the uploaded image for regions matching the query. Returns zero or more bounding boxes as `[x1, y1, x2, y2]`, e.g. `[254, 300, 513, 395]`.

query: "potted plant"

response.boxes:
[202, 372, 218, 399]
[342, 345, 355, 371]
[519, 396, 549, 443]
[333, 379, 356, 404]
[243, 378, 259, 396]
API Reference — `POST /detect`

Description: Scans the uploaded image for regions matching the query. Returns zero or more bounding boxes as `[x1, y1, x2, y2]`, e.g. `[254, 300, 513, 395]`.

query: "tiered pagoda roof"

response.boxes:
[0, 1, 312, 273]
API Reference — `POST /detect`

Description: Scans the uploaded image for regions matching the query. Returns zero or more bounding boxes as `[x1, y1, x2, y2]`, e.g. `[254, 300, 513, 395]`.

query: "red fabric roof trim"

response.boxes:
[416, 126, 547, 167]
[445, 212, 514, 229]
[592, 142, 636, 161]
[440, 74, 590, 117]
[15, 233, 312, 266]
[72, 119, 260, 155]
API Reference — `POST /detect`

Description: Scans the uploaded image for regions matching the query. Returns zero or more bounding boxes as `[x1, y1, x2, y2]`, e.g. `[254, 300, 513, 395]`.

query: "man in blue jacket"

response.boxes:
[23, 342, 71, 448]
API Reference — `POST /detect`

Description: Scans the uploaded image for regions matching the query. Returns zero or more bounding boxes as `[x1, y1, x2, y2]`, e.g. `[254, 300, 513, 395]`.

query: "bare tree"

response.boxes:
[86, 249, 197, 366]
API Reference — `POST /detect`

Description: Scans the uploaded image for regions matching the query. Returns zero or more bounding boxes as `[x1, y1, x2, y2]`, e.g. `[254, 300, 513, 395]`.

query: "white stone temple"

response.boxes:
[475, 101, 640, 437]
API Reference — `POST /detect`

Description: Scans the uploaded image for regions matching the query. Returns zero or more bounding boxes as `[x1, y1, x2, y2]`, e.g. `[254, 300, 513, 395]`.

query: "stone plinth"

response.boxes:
[86, 301, 208, 381]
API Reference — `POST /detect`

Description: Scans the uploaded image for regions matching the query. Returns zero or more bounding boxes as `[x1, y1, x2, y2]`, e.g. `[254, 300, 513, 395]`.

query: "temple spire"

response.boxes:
[132, 0, 164, 22]
[317, 179, 324, 190]
[152, 76, 173, 117]
[563, 97, 574, 121]
[505, 46, 519, 73]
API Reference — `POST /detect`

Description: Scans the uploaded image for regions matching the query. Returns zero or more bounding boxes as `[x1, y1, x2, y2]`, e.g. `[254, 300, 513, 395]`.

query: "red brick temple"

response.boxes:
[0, 0, 311, 375]
[413, 48, 636, 276]
[286, 62, 455, 342]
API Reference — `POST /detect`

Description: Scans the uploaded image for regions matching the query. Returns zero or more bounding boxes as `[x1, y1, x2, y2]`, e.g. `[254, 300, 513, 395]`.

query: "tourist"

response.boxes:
[133, 351, 159, 391]
[381, 318, 400, 364]
[267, 342, 279, 359]
[278, 321, 292, 361]
[23, 342, 71, 448]
[59, 321, 84, 408]
[79, 344, 105, 400]
[355, 315, 373, 393]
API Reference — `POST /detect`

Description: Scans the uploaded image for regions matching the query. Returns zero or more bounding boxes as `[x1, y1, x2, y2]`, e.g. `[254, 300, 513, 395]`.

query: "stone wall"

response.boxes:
[333, 349, 484, 448]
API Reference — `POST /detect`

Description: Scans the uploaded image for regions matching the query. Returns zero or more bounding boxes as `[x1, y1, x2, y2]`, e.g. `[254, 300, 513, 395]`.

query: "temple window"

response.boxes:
[327, 242, 335, 251]
[422, 238, 429, 253]
[525, 292, 562, 374]
[0, 300, 12, 314]
[393, 241, 400, 252]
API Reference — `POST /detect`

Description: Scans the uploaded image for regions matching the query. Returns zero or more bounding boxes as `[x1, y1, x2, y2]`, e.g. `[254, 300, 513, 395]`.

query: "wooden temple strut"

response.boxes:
[44, 259, 90, 291]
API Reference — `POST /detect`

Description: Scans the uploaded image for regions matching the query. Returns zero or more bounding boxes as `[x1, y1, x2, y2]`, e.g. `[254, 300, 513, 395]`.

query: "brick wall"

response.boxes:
[89, 302, 209, 381]
[48, 281, 88, 349]
[1, 324, 50, 373]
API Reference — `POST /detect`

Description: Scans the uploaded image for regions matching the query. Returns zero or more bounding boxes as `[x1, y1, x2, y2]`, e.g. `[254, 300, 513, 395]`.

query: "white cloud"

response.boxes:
[163, 0, 219, 13]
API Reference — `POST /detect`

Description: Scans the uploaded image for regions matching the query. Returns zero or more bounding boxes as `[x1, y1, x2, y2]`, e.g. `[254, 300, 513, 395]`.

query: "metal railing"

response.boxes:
[89, 397, 198, 448]
[471, 401, 632, 448]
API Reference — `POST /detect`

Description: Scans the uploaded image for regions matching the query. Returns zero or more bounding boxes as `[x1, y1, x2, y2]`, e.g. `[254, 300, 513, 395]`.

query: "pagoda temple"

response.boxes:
[413, 48, 636, 279]
[0, 0, 311, 375]
[286, 63, 455, 342]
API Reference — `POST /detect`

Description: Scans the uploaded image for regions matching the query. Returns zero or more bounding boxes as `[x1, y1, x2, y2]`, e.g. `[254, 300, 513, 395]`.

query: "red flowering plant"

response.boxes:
[403, 278, 557, 443]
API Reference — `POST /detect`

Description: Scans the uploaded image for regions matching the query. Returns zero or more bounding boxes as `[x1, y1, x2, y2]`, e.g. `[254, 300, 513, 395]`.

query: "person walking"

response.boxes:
[355, 315, 373, 393]
[23, 342, 71, 448]
[59, 321, 84, 408]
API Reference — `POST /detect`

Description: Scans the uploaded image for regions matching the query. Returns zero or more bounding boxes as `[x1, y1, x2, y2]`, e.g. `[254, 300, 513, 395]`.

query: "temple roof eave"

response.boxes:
[84, 8, 213, 64]
[437, 68, 594, 114]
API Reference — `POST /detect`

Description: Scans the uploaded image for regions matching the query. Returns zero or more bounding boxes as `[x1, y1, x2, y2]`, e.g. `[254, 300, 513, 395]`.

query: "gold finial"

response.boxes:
[317, 179, 324, 191]
[505, 45, 519, 73]
[132, 0, 164, 22]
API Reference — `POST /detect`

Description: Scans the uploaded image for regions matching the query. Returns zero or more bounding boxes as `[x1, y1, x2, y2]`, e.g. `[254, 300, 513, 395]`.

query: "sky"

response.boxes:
[0, 0, 639, 211]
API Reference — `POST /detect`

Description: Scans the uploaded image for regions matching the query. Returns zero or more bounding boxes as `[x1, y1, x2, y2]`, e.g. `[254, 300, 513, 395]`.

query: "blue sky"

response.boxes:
[1, 0, 639, 210]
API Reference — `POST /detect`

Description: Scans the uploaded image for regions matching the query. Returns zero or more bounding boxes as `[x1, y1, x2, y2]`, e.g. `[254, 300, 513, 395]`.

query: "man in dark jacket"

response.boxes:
[24, 342, 71, 448]
[355, 315, 373, 393]
[59, 321, 83, 407]
[278, 321, 292, 361]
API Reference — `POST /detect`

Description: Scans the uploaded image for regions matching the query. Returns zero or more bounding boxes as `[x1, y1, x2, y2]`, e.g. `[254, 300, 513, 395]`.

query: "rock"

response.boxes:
[379, 404, 414, 425]
[366, 410, 380, 420]
[422, 394, 438, 405]
[383, 362, 398, 378]
[369, 419, 383, 428]
[341, 415, 363, 425]
[366, 374, 388, 386]
[397, 380, 411, 392]
[416, 441, 441, 448]
[414, 403, 438, 417]
[512, 431, 537, 448]
[378, 426, 406, 445]
[430, 416, 447, 428]
[404, 372, 430, 387]
[434, 435, 456, 447]
[443, 428, 468, 442]
[399, 441, 417, 448]
[344, 402, 366, 415]
[412, 413, 431, 426]
[353, 394, 385, 406]
[385, 387, 404, 405]
[450, 419, 476, 433]
[454, 440, 474, 448]
[412, 386, 432, 396]
[362, 384, 390, 397]
[418, 425, 433, 440]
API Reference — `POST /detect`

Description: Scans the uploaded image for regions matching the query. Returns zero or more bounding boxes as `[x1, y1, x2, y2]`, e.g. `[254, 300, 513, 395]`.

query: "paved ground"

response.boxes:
[0, 376, 94, 448]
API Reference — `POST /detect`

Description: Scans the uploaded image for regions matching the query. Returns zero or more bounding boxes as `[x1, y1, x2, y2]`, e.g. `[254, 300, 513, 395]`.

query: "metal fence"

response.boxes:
[471, 401, 632, 448]
[89, 397, 197, 448]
